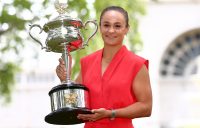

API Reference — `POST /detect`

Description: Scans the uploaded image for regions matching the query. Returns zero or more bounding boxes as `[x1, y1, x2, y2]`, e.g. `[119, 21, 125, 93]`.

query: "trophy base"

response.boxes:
[45, 107, 92, 125]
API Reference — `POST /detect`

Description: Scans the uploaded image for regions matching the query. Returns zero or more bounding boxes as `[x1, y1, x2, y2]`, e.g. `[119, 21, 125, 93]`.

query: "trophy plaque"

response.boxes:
[29, 0, 98, 125]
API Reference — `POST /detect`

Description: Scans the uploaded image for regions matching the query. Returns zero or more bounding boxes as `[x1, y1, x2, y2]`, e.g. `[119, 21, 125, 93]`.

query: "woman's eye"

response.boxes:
[115, 25, 121, 28]
[103, 24, 109, 27]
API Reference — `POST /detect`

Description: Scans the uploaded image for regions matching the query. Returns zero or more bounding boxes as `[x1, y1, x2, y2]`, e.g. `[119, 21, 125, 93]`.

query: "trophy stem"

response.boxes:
[62, 42, 72, 84]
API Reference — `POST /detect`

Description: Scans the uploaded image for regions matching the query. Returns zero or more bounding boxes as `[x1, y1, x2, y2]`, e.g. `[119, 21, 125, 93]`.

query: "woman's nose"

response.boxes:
[108, 27, 115, 33]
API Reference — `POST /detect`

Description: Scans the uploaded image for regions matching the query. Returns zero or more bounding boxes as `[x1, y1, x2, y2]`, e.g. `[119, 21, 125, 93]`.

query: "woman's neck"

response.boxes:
[102, 45, 123, 62]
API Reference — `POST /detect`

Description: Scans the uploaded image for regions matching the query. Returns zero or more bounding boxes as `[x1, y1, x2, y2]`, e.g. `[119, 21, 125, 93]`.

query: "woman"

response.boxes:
[56, 6, 152, 128]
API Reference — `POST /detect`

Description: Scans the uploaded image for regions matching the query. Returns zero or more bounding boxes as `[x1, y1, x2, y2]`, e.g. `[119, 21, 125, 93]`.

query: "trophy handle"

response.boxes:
[29, 24, 46, 50]
[83, 20, 98, 47]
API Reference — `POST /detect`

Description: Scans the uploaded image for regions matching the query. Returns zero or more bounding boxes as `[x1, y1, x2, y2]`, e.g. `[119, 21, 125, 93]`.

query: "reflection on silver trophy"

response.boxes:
[29, 0, 98, 125]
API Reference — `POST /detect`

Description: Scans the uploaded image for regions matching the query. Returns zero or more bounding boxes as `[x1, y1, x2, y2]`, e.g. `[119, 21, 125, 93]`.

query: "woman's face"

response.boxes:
[100, 10, 129, 46]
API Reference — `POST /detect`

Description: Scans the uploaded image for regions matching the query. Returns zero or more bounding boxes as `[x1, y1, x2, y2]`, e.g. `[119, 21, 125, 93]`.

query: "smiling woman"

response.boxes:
[100, 10, 129, 47]
[56, 6, 152, 128]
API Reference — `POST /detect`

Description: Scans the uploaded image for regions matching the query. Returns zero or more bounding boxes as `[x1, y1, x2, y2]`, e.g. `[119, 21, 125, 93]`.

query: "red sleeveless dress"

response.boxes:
[81, 45, 148, 128]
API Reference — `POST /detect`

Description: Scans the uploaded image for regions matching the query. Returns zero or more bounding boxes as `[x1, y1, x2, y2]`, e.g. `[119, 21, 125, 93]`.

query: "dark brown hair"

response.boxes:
[99, 6, 129, 28]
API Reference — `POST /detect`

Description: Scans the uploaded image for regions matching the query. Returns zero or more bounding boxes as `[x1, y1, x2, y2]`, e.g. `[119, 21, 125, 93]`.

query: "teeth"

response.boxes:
[106, 36, 114, 38]
[105, 35, 116, 39]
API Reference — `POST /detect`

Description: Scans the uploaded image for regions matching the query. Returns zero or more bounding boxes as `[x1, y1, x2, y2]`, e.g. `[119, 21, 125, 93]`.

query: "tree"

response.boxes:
[0, 0, 34, 103]
[0, 0, 146, 104]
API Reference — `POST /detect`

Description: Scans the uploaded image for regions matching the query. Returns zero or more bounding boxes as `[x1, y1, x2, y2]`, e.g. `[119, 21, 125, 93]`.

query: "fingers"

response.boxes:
[91, 108, 106, 114]
[77, 115, 95, 122]
[59, 58, 65, 65]
[77, 108, 107, 122]
[77, 114, 95, 122]
[57, 59, 66, 72]
[92, 108, 105, 114]
[56, 58, 66, 81]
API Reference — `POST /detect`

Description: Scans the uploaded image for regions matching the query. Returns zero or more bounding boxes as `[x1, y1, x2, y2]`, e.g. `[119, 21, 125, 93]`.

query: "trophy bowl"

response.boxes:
[29, 14, 98, 53]
[43, 15, 84, 53]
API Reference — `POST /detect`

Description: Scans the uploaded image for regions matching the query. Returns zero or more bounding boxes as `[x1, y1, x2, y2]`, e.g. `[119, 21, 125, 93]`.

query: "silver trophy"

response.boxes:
[29, 0, 98, 125]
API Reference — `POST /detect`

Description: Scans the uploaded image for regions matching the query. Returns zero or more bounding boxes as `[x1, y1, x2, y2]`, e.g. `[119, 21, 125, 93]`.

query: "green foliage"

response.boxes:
[0, 0, 37, 104]
[0, 61, 20, 103]
[13, 0, 32, 9]
[0, 0, 54, 104]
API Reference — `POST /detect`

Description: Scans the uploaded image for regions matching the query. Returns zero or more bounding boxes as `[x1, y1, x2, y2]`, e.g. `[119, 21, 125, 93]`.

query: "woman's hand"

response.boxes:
[56, 58, 67, 82]
[77, 108, 111, 122]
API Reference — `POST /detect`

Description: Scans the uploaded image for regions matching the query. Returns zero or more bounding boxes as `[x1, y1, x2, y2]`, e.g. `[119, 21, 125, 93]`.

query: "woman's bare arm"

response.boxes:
[115, 64, 152, 118]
